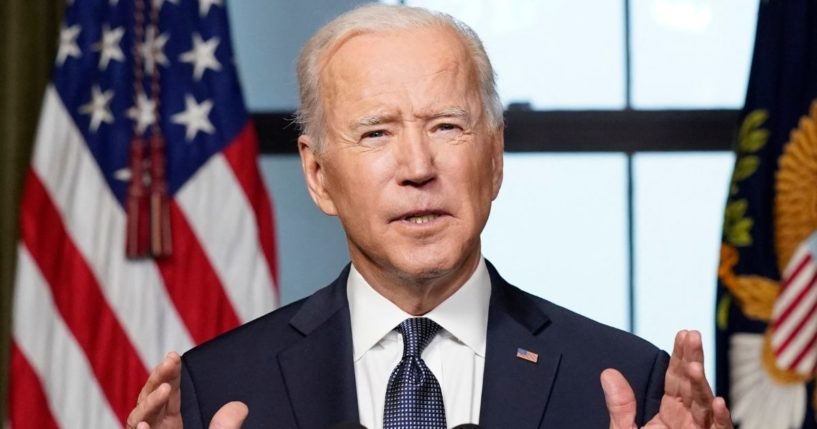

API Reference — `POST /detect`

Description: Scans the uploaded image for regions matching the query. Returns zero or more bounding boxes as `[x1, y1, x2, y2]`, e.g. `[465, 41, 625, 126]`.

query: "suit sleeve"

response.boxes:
[180, 359, 205, 429]
[640, 349, 670, 424]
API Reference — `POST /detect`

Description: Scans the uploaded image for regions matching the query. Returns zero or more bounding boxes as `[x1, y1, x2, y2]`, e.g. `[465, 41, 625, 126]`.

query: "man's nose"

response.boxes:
[395, 127, 436, 187]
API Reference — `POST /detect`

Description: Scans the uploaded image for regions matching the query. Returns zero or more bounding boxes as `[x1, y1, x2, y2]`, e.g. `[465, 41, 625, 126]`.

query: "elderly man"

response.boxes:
[128, 4, 732, 429]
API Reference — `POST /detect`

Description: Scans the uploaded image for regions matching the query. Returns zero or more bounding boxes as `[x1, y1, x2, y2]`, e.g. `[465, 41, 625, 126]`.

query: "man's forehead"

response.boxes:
[320, 25, 473, 85]
[311, 24, 487, 140]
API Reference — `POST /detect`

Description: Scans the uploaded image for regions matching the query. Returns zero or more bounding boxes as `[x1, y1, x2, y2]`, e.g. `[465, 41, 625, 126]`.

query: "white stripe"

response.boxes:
[771, 255, 816, 318]
[177, 153, 278, 322]
[771, 281, 817, 349]
[12, 246, 120, 428]
[31, 86, 194, 367]
[793, 342, 817, 374]
[776, 303, 817, 368]
[793, 336, 817, 374]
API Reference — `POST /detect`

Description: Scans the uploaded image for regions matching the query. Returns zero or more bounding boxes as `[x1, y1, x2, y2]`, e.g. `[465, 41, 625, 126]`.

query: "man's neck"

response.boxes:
[351, 253, 482, 316]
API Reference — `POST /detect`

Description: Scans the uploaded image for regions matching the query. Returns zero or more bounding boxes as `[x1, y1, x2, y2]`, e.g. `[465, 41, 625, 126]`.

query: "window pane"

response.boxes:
[631, 0, 759, 108]
[260, 156, 350, 305]
[405, 0, 626, 109]
[228, 0, 371, 111]
[482, 153, 630, 330]
[633, 152, 734, 378]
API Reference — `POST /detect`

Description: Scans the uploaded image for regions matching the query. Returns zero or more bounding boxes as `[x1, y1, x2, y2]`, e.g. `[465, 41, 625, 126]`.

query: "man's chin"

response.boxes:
[394, 265, 449, 282]
[390, 254, 476, 285]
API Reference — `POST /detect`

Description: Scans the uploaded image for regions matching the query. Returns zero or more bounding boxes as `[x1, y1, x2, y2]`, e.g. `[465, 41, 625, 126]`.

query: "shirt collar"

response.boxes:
[347, 258, 491, 362]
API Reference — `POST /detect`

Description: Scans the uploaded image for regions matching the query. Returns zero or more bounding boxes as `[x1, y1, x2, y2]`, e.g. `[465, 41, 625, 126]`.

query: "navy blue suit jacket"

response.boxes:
[180, 261, 668, 428]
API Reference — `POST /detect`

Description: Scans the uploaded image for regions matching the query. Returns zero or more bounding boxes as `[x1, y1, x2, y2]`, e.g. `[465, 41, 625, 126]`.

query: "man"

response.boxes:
[128, 4, 733, 429]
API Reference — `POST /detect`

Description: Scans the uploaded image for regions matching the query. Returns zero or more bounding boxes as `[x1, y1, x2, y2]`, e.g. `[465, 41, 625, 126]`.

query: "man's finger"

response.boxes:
[601, 369, 638, 429]
[127, 382, 171, 429]
[712, 396, 734, 429]
[686, 361, 715, 426]
[683, 330, 705, 367]
[663, 330, 688, 396]
[681, 331, 715, 426]
[138, 352, 182, 402]
[209, 401, 249, 429]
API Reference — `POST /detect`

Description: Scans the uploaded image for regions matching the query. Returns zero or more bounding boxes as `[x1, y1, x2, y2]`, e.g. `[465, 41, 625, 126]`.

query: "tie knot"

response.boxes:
[397, 317, 441, 358]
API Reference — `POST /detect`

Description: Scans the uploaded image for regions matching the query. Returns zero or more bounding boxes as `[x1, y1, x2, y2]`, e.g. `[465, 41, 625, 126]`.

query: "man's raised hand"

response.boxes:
[127, 352, 182, 429]
[126, 352, 183, 429]
[601, 330, 733, 429]
[125, 352, 248, 429]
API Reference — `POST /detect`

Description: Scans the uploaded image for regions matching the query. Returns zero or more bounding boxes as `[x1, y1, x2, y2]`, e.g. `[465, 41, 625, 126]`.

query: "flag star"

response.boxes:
[127, 93, 157, 135]
[94, 25, 126, 70]
[171, 94, 215, 141]
[57, 24, 82, 65]
[179, 33, 221, 81]
[198, 0, 223, 17]
[79, 85, 115, 133]
[114, 167, 131, 181]
[140, 27, 170, 73]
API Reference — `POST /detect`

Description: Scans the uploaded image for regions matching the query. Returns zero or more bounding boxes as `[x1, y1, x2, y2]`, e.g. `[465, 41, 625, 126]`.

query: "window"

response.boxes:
[631, 0, 758, 108]
[405, 0, 627, 109]
[482, 154, 630, 330]
[228, 1, 756, 378]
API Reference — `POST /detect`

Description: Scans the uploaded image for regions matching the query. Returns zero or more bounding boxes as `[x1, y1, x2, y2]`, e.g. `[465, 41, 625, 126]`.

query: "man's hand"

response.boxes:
[601, 330, 733, 429]
[125, 352, 249, 429]
[127, 352, 183, 429]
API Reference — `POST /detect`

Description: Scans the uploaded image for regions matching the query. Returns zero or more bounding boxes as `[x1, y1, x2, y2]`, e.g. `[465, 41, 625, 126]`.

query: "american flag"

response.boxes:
[770, 232, 817, 375]
[8, 0, 278, 427]
[515, 348, 538, 364]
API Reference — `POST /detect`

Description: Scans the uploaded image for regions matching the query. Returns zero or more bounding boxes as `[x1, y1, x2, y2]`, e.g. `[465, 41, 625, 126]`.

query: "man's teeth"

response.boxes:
[406, 214, 438, 224]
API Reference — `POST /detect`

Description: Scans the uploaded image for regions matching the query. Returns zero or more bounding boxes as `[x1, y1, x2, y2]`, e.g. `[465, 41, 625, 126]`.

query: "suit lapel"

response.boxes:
[274, 262, 562, 427]
[277, 266, 360, 428]
[479, 262, 562, 428]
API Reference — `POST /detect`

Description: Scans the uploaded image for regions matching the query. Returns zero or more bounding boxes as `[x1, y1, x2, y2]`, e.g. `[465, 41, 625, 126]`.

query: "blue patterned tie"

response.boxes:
[383, 317, 447, 429]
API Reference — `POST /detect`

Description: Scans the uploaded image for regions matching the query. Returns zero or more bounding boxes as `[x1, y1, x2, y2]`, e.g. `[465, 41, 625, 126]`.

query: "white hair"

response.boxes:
[295, 3, 503, 150]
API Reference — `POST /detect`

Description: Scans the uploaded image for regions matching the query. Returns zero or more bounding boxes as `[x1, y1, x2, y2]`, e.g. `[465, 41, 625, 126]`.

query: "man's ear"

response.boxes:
[298, 135, 338, 216]
[490, 125, 504, 200]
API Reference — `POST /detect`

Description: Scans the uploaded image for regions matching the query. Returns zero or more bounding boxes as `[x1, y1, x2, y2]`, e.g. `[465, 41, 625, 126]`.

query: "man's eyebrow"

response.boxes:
[350, 114, 395, 129]
[350, 108, 470, 129]
[426, 107, 470, 121]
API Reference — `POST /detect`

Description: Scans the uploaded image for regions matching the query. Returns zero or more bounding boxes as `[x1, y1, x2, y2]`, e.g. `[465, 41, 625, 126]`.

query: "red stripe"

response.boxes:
[154, 201, 241, 343]
[773, 267, 817, 329]
[223, 121, 279, 288]
[787, 325, 817, 369]
[8, 342, 60, 429]
[781, 253, 812, 293]
[19, 170, 147, 424]
[773, 290, 817, 355]
[779, 252, 811, 295]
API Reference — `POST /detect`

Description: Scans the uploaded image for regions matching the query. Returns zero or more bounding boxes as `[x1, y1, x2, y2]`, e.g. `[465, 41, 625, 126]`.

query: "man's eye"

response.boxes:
[436, 123, 459, 132]
[362, 130, 386, 139]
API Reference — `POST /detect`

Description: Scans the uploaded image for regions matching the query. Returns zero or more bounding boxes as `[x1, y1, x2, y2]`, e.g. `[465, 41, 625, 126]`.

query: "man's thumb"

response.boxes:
[209, 401, 249, 429]
[601, 368, 638, 429]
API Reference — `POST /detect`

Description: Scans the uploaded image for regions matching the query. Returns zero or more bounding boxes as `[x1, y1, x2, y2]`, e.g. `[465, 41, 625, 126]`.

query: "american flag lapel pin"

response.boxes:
[516, 347, 539, 364]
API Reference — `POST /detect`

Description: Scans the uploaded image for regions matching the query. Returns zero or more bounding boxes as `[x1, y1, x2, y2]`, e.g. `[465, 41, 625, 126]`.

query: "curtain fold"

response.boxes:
[0, 0, 62, 423]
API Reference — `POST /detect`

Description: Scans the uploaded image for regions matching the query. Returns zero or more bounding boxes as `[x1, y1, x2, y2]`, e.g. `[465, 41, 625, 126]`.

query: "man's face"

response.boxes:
[300, 25, 503, 288]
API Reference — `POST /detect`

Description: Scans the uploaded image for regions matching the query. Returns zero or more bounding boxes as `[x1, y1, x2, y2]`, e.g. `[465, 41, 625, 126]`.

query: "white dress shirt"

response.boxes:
[347, 258, 492, 429]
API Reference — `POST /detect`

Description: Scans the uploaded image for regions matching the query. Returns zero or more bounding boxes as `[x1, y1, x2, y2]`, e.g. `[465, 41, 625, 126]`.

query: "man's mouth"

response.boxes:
[405, 214, 439, 224]
[393, 210, 448, 225]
